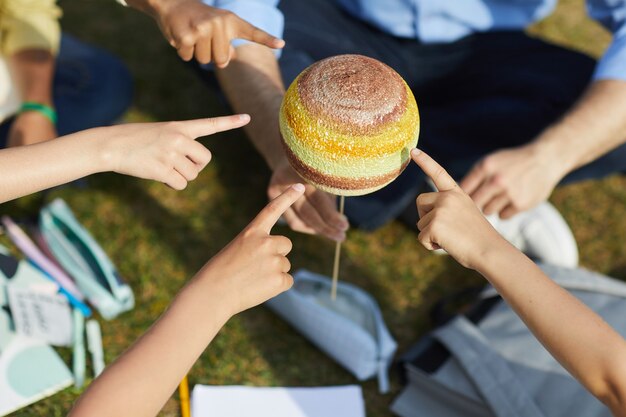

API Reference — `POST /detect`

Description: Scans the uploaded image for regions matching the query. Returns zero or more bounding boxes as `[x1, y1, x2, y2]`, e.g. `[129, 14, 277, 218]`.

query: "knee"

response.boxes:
[90, 52, 133, 122]
[54, 36, 134, 134]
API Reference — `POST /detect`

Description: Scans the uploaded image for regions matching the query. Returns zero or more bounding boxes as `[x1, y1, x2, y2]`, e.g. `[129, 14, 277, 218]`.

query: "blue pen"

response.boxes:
[28, 259, 92, 317]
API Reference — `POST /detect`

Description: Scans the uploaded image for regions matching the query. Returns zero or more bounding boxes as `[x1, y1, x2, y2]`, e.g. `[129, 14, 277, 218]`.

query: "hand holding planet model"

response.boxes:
[279, 54, 420, 196]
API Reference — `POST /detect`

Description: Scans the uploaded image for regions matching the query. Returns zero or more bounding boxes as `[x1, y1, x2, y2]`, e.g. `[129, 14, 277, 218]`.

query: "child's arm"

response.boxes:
[125, 0, 285, 67]
[68, 184, 304, 417]
[7, 49, 57, 147]
[0, 114, 249, 203]
[411, 149, 626, 416]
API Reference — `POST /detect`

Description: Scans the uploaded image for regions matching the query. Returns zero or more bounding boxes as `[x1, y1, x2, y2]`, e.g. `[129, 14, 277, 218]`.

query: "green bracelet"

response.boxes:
[19, 101, 58, 125]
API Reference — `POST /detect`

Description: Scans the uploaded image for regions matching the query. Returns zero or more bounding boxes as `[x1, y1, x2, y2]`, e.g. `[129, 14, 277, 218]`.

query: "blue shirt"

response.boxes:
[205, 0, 626, 81]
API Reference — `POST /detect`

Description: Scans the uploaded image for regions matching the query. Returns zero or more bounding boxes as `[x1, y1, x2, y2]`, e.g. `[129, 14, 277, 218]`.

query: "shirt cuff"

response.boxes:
[593, 29, 626, 81]
[207, 0, 284, 57]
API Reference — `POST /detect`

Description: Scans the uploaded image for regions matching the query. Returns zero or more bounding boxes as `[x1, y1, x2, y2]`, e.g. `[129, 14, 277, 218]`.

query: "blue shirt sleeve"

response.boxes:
[203, 0, 284, 55]
[587, 0, 626, 81]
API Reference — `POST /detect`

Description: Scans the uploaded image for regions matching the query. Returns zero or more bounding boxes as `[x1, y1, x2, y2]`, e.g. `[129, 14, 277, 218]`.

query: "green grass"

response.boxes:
[4, 0, 626, 415]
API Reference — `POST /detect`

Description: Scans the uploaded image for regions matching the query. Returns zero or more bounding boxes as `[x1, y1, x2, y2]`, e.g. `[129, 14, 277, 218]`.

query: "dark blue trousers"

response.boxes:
[0, 34, 133, 147]
[277, 0, 626, 230]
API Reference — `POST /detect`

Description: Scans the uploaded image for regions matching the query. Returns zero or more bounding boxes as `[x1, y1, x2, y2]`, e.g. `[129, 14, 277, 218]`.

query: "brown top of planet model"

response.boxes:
[297, 54, 408, 136]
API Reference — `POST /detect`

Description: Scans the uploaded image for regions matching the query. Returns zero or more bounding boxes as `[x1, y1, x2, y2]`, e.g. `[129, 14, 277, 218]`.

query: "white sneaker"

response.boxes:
[485, 202, 579, 268]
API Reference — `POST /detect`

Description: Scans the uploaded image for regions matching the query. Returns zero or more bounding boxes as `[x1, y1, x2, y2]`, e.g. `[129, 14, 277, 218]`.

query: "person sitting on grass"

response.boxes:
[184, 0, 626, 271]
[410, 148, 626, 417]
[0, 0, 132, 148]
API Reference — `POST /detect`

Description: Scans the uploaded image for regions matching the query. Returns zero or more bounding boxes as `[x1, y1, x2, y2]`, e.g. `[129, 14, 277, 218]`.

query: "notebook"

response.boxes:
[191, 385, 366, 417]
[0, 246, 74, 416]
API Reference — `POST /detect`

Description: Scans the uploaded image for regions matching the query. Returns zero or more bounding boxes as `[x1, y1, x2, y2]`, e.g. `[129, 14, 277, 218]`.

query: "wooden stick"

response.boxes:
[331, 195, 346, 300]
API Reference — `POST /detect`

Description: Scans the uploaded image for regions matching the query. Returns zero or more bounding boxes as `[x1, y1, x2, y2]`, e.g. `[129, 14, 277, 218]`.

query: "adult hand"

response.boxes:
[148, 0, 284, 67]
[412, 149, 507, 270]
[7, 111, 57, 147]
[93, 114, 250, 190]
[459, 145, 563, 219]
[198, 183, 305, 316]
[268, 160, 349, 242]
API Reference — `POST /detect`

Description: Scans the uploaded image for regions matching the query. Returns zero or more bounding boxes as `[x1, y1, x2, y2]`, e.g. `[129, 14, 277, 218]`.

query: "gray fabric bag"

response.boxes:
[266, 269, 397, 393]
[392, 264, 626, 417]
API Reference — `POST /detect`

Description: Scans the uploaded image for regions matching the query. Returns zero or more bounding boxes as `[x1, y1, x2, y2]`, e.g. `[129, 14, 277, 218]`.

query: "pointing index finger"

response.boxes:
[411, 149, 458, 191]
[182, 114, 250, 139]
[235, 18, 285, 49]
[252, 184, 306, 233]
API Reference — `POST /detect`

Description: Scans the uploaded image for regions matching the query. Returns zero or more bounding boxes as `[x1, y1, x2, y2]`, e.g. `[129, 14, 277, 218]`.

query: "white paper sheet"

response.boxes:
[191, 385, 365, 417]
[7, 285, 72, 346]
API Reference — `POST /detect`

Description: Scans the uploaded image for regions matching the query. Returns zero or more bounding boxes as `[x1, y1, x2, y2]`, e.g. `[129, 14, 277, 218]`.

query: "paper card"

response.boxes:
[0, 334, 73, 416]
[7, 285, 73, 346]
[191, 385, 366, 417]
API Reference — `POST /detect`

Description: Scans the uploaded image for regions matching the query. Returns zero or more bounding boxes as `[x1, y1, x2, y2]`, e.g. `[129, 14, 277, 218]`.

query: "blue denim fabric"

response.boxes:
[0, 33, 133, 148]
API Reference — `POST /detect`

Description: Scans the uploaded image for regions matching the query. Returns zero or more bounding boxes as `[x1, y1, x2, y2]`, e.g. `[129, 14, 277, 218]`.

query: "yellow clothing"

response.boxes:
[0, 0, 62, 56]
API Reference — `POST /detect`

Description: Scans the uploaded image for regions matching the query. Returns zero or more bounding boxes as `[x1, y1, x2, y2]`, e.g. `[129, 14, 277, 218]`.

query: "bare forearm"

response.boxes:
[533, 80, 626, 175]
[477, 244, 626, 412]
[69, 272, 231, 417]
[9, 49, 55, 105]
[216, 44, 286, 169]
[0, 131, 107, 202]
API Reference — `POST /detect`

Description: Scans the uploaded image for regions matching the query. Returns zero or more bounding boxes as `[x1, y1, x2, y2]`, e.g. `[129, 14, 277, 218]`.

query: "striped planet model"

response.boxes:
[279, 54, 420, 196]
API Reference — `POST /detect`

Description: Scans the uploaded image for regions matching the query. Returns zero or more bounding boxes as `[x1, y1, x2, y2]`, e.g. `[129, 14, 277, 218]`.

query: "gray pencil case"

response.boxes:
[266, 269, 397, 393]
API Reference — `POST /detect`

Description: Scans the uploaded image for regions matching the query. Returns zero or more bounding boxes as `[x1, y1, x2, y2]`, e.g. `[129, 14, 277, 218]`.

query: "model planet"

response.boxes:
[279, 54, 420, 196]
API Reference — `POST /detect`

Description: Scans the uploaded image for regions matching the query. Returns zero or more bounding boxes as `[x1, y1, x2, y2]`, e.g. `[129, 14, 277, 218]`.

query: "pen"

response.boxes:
[2, 216, 84, 300]
[179, 375, 191, 417]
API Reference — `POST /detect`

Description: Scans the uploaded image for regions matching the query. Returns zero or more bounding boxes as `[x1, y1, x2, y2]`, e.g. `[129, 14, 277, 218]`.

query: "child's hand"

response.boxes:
[152, 0, 285, 67]
[197, 184, 305, 316]
[411, 149, 507, 270]
[93, 114, 250, 190]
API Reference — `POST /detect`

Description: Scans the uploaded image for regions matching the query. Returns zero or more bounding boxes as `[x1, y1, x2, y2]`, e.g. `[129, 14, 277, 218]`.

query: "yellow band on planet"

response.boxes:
[280, 116, 418, 179]
[281, 75, 420, 161]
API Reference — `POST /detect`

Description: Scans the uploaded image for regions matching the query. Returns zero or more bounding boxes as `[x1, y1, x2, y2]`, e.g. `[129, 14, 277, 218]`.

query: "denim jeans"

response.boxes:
[0, 33, 133, 147]
[276, 0, 626, 230]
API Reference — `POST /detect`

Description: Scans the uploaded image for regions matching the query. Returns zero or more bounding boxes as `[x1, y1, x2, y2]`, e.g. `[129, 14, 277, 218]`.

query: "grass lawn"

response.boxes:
[3, 0, 626, 415]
